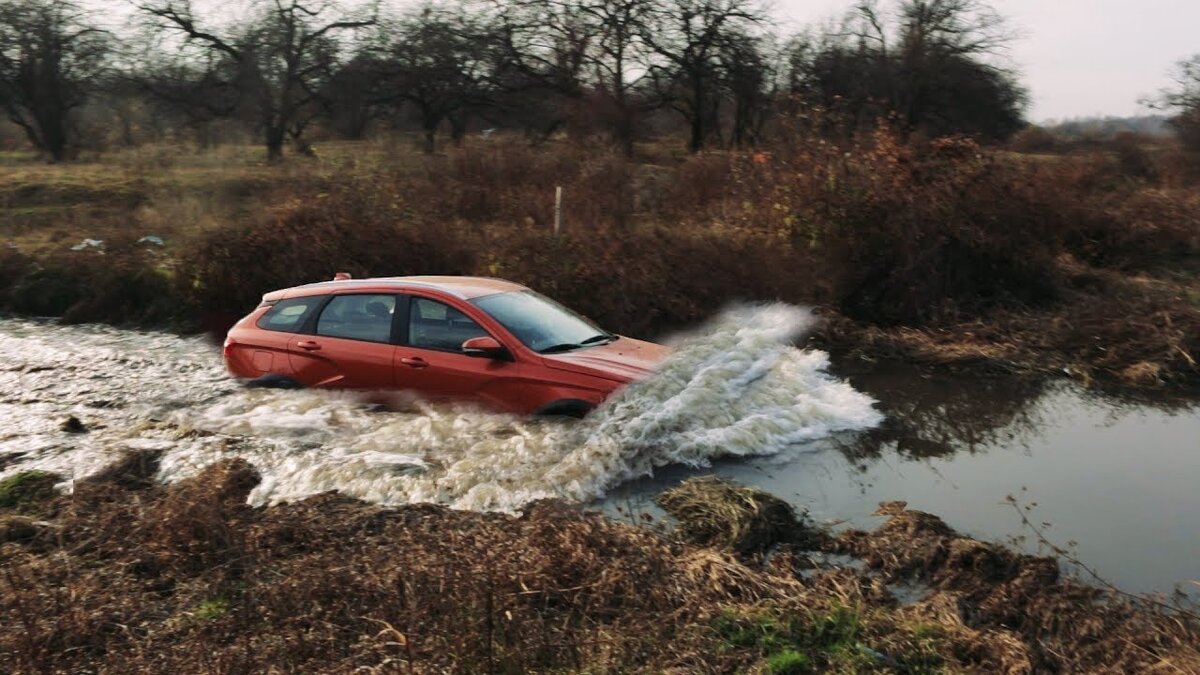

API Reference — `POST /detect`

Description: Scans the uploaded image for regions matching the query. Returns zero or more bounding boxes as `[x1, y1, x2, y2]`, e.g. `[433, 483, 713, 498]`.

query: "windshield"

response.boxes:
[472, 291, 613, 354]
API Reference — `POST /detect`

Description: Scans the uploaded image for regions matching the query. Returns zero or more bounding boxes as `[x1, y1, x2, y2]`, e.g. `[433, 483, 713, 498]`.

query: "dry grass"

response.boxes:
[3, 462, 1198, 673]
[834, 505, 1200, 673]
[657, 476, 810, 557]
[1, 132, 1198, 389]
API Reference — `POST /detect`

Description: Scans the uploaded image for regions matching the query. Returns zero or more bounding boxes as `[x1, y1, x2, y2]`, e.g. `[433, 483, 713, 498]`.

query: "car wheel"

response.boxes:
[245, 374, 303, 390]
[533, 399, 594, 419]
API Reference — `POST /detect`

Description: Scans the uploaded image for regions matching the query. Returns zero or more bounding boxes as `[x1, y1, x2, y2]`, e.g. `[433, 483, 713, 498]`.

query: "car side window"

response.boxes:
[316, 294, 396, 343]
[409, 297, 488, 352]
[258, 297, 322, 333]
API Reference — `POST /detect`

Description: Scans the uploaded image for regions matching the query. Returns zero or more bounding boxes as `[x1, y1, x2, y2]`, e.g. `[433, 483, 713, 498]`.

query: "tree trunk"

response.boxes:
[615, 107, 635, 157]
[41, 117, 68, 163]
[689, 79, 706, 153]
[422, 112, 441, 154]
[266, 127, 286, 162]
[449, 114, 468, 146]
[689, 116, 704, 153]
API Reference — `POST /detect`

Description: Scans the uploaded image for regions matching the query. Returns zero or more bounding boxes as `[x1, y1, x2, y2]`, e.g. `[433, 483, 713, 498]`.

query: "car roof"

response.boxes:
[273, 276, 529, 301]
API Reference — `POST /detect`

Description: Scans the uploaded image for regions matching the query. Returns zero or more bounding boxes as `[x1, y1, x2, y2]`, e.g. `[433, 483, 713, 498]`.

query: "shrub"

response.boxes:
[0, 470, 59, 511]
[765, 649, 812, 674]
[2, 252, 182, 327]
[734, 134, 1071, 325]
[1009, 125, 1061, 154]
[178, 188, 477, 319]
[177, 130, 1199, 336]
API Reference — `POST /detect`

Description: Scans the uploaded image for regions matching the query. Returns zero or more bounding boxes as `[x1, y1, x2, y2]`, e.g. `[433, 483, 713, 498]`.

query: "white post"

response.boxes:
[554, 186, 563, 234]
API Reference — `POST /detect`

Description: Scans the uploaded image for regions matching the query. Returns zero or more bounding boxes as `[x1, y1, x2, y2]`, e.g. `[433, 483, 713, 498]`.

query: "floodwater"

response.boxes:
[1, 308, 1197, 598]
[0, 305, 880, 511]
[605, 363, 1200, 599]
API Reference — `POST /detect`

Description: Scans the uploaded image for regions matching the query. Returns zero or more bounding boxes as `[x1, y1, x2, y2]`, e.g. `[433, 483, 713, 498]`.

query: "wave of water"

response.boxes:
[0, 305, 881, 512]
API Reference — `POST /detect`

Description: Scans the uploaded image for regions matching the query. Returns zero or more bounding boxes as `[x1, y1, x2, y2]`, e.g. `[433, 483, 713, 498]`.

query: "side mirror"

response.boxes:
[462, 336, 510, 360]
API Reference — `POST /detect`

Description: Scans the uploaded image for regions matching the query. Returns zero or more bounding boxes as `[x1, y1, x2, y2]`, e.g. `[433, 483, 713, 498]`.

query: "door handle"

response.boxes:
[296, 340, 321, 351]
[400, 356, 428, 369]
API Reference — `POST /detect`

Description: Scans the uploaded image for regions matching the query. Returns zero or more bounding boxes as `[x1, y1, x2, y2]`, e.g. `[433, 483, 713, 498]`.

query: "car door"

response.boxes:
[287, 293, 400, 389]
[396, 295, 525, 408]
[232, 295, 324, 378]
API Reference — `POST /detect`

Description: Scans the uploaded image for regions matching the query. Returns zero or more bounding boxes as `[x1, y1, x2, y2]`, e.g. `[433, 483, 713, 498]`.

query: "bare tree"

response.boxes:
[786, 0, 1025, 140]
[376, 6, 496, 153]
[894, 0, 1018, 135]
[719, 30, 775, 147]
[321, 52, 386, 139]
[484, 0, 594, 137]
[136, 51, 242, 148]
[139, 0, 374, 161]
[642, 0, 763, 152]
[1149, 55, 1200, 151]
[577, 0, 654, 154]
[0, 0, 109, 161]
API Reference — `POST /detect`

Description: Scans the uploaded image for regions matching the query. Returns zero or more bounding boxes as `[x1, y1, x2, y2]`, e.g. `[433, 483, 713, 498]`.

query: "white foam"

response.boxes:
[0, 305, 882, 512]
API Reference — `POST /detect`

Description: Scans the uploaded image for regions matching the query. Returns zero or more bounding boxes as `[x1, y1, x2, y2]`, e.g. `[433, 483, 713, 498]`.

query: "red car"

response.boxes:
[223, 275, 668, 416]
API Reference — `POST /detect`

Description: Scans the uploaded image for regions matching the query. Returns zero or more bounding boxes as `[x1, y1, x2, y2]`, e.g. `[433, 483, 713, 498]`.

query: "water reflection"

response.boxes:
[604, 362, 1200, 598]
[835, 363, 1050, 461]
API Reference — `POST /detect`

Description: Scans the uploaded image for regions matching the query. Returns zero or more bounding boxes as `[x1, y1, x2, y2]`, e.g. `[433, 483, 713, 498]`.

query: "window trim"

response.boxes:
[310, 292, 404, 345]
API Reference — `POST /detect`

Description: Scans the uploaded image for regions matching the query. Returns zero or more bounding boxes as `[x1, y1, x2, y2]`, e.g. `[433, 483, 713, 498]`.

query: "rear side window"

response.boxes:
[316, 294, 397, 343]
[257, 297, 322, 333]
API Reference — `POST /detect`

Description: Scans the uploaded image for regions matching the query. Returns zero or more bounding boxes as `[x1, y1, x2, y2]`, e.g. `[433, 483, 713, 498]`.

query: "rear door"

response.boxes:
[230, 296, 325, 378]
[287, 293, 401, 389]
[395, 295, 526, 409]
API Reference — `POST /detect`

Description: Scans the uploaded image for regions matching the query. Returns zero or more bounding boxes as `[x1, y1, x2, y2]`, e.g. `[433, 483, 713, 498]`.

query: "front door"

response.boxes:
[396, 296, 523, 408]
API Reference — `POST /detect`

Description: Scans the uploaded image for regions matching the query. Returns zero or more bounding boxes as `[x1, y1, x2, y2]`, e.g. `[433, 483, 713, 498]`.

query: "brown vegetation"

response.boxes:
[2, 130, 1199, 390]
[2, 461, 1197, 673]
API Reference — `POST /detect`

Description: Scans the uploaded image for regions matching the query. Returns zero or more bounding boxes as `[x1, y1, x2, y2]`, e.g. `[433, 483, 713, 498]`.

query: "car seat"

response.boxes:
[366, 301, 392, 319]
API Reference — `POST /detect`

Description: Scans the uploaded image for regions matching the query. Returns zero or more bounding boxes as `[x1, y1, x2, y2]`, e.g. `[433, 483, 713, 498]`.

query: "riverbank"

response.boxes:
[2, 456, 1197, 673]
[1, 136, 1198, 392]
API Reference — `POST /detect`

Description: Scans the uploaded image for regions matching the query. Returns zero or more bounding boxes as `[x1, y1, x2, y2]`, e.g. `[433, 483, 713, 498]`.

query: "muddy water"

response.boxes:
[0, 306, 879, 511]
[2, 309, 1197, 598]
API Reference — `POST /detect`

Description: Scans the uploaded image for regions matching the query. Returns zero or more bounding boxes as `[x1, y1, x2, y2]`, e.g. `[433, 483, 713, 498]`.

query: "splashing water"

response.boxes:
[0, 305, 881, 512]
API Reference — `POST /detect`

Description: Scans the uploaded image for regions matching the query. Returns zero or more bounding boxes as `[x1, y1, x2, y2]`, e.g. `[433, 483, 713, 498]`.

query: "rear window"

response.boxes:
[257, 297, 322, 333]
[316, 294, 397, 343]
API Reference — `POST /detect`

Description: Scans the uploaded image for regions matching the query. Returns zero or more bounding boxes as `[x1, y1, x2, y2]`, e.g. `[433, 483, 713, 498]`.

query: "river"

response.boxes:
[1, 308, 1196, 599]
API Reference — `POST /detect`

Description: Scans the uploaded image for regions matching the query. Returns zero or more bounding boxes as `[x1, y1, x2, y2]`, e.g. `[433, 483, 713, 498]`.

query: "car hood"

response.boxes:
[540, 336, 669, 383]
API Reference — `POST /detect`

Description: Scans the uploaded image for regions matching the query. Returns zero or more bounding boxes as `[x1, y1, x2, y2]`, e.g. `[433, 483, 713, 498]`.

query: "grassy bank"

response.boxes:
[2, 456, 1197, 673]
[0, 134, 1198, 390]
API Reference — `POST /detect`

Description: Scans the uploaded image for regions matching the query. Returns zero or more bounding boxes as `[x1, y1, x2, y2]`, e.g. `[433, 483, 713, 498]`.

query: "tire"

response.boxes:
[245, 373, 303, 390]
[533, 399, 595, 419]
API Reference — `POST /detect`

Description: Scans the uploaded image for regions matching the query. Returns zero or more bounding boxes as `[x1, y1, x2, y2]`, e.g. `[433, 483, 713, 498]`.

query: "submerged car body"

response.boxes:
[223, 275, 668, 416]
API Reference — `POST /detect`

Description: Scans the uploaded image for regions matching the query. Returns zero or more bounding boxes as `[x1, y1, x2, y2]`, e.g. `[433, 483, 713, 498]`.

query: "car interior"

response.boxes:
[316, 295, 395, 343]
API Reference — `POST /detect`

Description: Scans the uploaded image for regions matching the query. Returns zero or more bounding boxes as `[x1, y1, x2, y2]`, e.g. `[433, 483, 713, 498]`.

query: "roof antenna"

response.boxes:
[333, 272, 352, 281]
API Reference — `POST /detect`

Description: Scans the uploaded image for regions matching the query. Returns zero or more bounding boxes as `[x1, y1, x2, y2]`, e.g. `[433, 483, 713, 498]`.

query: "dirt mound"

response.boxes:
[80, 448, 163, 490]
[835, 504, 1200, 672]
[657, 476, 812, 557]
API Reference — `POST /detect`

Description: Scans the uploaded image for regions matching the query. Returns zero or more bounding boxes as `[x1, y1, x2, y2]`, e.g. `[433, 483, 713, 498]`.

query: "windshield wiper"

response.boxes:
[540, 334, 616, 354]
[580, 333, 617, 345]
[540, 343, 584, 354]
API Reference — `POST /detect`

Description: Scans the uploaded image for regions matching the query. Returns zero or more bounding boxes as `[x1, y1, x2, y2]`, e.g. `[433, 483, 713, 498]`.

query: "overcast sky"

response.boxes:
[773, 0, 1200, 122]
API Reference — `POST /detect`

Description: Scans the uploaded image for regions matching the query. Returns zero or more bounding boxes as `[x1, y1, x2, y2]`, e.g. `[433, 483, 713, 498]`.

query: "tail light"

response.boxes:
[223, 336, 236, 360]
